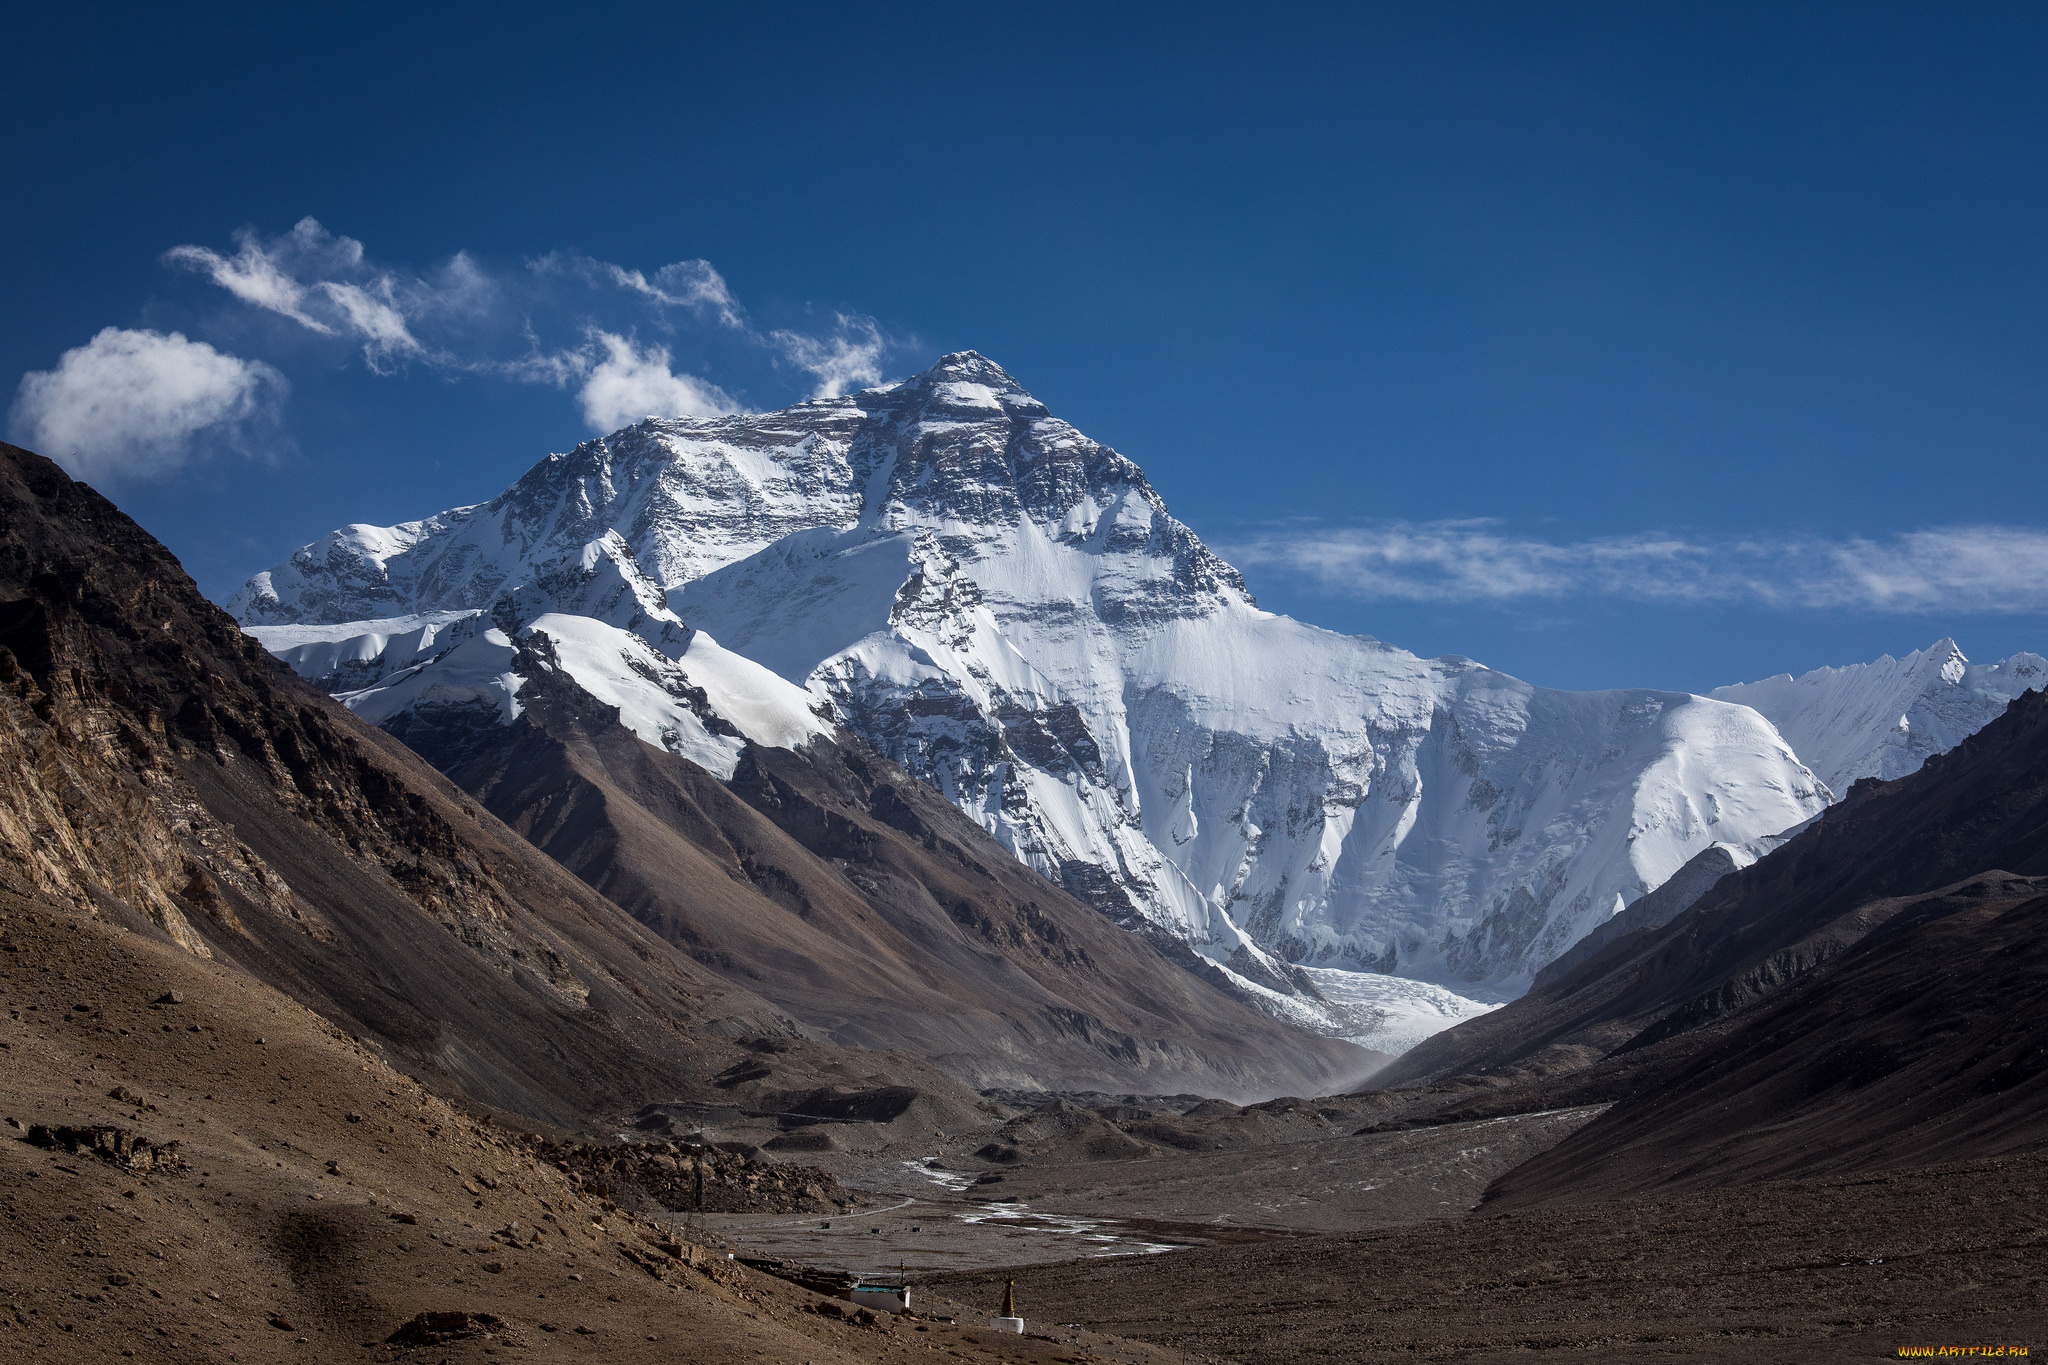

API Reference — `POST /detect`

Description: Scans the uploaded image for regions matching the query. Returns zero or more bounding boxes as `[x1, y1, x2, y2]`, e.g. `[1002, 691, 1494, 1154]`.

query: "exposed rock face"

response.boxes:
[233, 353, 1829, 996]
[529, 1133, 846, 1215]
[387, 1313, 507, 1348]
[25, 1124, 183, 1172]
[0, 439, 799, 1128]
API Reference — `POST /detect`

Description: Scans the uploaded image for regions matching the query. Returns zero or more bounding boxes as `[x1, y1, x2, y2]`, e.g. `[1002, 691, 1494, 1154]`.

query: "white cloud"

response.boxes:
[313, 280, 423, 372]
[164, 229, 332, 333]
[1226, 519, 2048, 616]
[533, 251, 890, 400]
[166, 218, 439, 371]
[576, 332, 738, 430]
[1816, 527, 2048, 614]
[163, 218, 896, 419]
[773, 314, 887, 399]
[598, 258, 746, 328]
[7, 328, 285, 483]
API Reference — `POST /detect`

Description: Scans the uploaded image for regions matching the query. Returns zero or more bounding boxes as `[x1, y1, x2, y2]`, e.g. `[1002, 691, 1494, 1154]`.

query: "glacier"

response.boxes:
[234, 351, 1834, 1006]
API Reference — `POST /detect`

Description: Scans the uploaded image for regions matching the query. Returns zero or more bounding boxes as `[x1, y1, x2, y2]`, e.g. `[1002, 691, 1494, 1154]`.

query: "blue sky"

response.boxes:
[6, 2, 2045, 692]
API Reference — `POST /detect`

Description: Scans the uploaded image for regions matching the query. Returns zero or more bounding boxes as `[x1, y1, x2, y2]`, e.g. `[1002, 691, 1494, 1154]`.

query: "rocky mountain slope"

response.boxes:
[232, 352, 1829, 997]
[0, 868, 1177, 1365]
[397, 621, 1378, 1095]
[1487, 875, 2048, 1209]
[1711, 637, 2046, 796]
[0, 441, 1368, 1101]
[0, 442, 847, 1132]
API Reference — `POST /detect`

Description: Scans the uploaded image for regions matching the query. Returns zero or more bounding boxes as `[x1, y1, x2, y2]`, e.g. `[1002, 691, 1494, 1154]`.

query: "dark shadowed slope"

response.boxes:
[1487, 884, 2048, 1207]
[0, 440, 877, 1129]
[1339, 687, 2048, 1215]
[396, 640, 1380, 1098]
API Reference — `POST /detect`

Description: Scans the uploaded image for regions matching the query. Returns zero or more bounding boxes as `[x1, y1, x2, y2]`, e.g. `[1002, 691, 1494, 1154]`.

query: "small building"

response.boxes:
[850, 1283, 910, 1314]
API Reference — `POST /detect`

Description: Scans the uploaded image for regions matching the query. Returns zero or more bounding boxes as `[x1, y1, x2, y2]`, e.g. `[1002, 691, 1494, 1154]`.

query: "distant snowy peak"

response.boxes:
[1711, 639, 2046, 796]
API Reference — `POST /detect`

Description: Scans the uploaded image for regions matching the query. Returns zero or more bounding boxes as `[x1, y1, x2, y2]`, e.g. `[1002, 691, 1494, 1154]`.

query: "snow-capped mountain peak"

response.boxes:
[234, 352, 1833, 1005]
[894, 349, 1049, 415]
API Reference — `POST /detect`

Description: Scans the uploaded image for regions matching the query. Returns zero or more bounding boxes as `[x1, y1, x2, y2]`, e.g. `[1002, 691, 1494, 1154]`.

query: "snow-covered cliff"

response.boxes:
[235, 352, 1830, 996]
[1711, 640, 2046, 796]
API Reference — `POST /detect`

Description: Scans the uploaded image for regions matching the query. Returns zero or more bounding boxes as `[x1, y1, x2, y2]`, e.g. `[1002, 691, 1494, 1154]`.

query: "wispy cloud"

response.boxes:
[166, 219, 439, 372]
[545, 252, 885, 397]
[7, 328, 286, 482]
[772, 315, 888, 400]
[162, 218, 893, 417]
[164, 225, 334, 334]
[1226, 519, 2048, 615]
[570, 255, 746, 329]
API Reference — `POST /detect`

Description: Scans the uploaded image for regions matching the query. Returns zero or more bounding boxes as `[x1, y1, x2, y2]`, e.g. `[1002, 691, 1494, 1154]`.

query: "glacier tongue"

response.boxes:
[1710, 640, 2047, 797]
[231, 350, 1833, 994]
[1298, 967, 1503, 1057]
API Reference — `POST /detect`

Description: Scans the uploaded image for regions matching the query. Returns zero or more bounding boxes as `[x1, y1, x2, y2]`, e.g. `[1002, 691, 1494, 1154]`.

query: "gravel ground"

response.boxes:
[699, 1106, 1607, 1275]
[0, 890, 1178, 1365]
[928, 1151, 2048, 1362]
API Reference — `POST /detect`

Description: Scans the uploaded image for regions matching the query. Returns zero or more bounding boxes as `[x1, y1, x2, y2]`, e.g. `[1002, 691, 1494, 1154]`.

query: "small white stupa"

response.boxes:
[989, 1278, 1023, 1333]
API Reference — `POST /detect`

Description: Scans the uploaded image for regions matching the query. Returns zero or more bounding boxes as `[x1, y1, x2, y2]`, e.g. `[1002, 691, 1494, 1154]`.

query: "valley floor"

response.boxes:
[10, 874, 2043, 1363]
[701, 1105, 1607, 1271]
[926, 1152, 2048, 1362]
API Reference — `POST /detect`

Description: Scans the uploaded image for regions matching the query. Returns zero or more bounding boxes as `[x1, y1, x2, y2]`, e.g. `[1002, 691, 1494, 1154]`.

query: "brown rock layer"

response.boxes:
[0, 440, 814, 1129]
[407, 596, 1379, 1098]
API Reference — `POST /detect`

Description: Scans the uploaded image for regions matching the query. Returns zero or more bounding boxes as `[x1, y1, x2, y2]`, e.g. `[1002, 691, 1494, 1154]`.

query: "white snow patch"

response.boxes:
[1299, 968, 1500, 1056]
[677, 630, 837, 753]
[244, 609, 485, 655]
[255, 609, 831, 780]
[529, 614, 832, 778]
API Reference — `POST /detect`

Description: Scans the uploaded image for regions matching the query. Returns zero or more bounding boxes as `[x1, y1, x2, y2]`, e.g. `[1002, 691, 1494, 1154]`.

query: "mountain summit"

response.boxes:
[235, 353, 1829, 1010]
[231, 350, 1243, 630]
